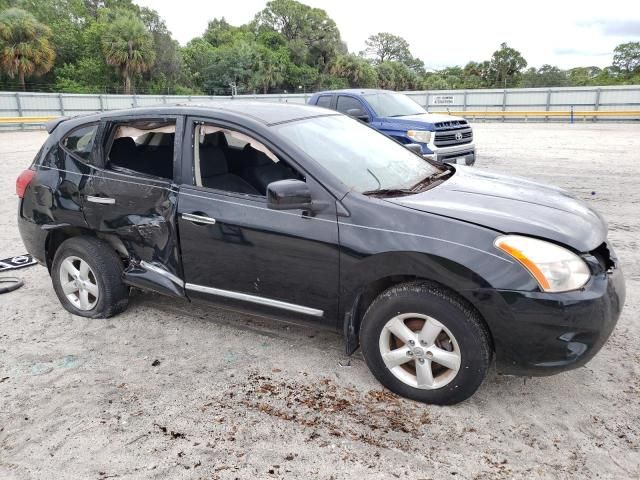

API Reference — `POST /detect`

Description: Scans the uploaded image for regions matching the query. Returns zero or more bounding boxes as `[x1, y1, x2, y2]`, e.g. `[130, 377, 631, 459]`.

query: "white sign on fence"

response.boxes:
[432, 95, 455, 105]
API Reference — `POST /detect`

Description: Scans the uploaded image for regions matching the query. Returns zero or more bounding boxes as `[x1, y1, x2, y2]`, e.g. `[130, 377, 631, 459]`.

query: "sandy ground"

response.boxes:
[0, 123, 639, 479]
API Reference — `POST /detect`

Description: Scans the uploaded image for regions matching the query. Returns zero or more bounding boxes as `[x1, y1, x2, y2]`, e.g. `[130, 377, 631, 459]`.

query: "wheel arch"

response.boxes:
[340, 251, 496, 355]
[45, 226, 128, 271]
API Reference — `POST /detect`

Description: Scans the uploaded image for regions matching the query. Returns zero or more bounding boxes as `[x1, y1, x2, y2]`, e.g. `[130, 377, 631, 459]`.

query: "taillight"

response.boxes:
[16, 169, 36, 198]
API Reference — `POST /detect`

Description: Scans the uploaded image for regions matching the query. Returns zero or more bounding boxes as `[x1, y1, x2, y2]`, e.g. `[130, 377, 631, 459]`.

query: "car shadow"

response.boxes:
[125, 289, 588, 408]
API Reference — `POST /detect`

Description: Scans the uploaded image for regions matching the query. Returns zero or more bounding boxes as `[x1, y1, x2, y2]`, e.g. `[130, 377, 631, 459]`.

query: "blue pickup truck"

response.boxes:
[308, 89, 475, 166]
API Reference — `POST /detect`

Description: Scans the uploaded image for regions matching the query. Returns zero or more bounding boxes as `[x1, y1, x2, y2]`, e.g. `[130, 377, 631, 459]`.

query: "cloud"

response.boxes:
[554, 48, 612, 56]
[578, 19, 640, 36]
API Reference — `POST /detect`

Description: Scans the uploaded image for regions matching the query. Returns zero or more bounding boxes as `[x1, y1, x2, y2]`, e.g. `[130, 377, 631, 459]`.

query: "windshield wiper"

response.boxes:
[362, 168, 416, 197]
[409, 167, 453, 192]
[361, 188, 415, 197]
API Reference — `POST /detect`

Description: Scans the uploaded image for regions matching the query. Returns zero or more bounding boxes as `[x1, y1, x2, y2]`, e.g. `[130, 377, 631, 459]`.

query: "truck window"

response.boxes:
[316, 95, 333, 108]
[336, 96, 365, 115]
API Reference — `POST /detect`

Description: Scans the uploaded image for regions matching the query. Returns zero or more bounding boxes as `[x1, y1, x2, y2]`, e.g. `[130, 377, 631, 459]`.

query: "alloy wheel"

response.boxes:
[378, 313, 461, 390]
[59, 256, 99, 311]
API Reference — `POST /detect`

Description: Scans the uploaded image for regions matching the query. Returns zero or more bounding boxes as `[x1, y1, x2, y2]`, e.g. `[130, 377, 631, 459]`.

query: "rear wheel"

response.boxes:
[360, 281, 492, 405]
[51, 236, 129, 318]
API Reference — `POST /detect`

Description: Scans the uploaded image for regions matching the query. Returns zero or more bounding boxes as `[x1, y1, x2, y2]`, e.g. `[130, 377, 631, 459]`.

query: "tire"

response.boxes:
[360, 281, 492, 405]
[51, 236, 129, 318]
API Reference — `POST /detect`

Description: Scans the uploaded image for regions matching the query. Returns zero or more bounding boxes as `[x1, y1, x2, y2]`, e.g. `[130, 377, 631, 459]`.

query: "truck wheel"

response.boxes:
[51, 236, 129, 318]
[360, 281, 492, 405]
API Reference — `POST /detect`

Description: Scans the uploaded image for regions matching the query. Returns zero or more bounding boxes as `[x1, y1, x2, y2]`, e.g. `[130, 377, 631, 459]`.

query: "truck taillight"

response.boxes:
[16, 169, 36, 198]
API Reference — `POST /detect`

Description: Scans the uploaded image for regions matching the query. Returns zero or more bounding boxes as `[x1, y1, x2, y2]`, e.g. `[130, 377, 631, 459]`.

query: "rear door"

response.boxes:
[82, 115, 185, 296]
[314, 94, 335, 110]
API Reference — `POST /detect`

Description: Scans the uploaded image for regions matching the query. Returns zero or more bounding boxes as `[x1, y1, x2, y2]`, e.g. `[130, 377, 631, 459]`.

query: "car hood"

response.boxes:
[380, 113, 465, 129]
[387, 166, 607, 252]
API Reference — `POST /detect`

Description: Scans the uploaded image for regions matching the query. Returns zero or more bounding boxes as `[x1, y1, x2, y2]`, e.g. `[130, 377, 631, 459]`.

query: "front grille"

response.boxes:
[434, 120, 468, 129]
[434, 127, 473, 147]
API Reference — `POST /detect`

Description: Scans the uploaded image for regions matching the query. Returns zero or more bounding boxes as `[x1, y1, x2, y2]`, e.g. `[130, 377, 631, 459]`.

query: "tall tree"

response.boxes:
[462, 61, 491, 88]
[139, 7, 181, 92]
[520, 64, 568, 88]
[203, 18, 238, 47]
[488, 42, 527, 88]
[181, 37, 216, 92]
[254, 0, 343, 68]
[329, 54, 377, 88]
[202, 41, 257, 93]
[252, 44, 288, 93]
[0, 8, 55, 90]
[363, 32, 411, 63]
[613, 42, 640, 76]
[101, 10, 155, 93]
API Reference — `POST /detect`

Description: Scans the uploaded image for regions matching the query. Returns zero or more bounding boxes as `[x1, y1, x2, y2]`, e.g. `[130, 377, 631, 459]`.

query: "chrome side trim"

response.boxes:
[140, 260, 185, 286]
[86, 195, 115, 204]
[185, 283, 324, 317]
[181, 212, 217, 225]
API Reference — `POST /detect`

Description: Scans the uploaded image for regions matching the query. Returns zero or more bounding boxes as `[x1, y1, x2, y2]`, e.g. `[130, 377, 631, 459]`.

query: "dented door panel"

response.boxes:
[82, 172, 183, 294]
[80, 116, 186, 297]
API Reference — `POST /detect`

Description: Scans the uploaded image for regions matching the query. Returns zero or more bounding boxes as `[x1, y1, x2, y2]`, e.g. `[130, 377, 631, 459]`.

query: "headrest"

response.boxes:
[157, 133, 175, 146]
[202, 132, 227, 148]
[200, 145, 228, 177]
[241, 144, 272, 167]
[110, 137, 137, 159]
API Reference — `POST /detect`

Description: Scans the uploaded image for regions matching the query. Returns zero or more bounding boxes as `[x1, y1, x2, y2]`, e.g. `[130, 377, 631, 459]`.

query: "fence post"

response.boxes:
[545, 88, 551, 123]
[162, 95, 167, 104]
[594, 88, 601, 123]
[570, 105, 574, 124]
[502, 88, 507, 122]
[58, 93, 65, 116]
[15, 92, 24, 130]
[425, 92, 430, 112]
[99, 94, 105, 111]
[463, 90, 467, 112]
[132, 94, 138, 107]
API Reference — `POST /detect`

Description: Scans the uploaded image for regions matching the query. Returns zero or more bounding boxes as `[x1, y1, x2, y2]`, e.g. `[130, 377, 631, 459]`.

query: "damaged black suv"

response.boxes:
[17, 103, 625, 405]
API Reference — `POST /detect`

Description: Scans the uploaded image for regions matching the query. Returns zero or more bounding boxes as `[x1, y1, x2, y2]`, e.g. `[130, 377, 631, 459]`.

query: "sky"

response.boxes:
[133, 0, 640, 70]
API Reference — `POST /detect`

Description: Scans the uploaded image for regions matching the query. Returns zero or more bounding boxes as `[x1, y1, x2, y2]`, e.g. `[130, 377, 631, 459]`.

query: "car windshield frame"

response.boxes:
[274, 115, 443, 194]
[364, 92, 427, 118]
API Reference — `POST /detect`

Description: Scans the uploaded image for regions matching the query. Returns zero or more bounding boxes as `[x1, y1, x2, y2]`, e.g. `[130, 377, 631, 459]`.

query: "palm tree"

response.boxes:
[101, 12, 155, 94]
[253, 47, 285, 94]
[0, 8, 55, 91]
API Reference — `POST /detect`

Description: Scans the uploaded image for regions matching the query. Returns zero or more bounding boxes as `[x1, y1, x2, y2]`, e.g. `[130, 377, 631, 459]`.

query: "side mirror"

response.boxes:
[346, 108, 369, 122]
[267, 179, 313, 210]
[405, 143, 423, 156]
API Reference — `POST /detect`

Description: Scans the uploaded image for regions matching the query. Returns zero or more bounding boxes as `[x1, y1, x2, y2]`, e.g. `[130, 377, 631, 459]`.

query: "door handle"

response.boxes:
[86, 195, 115, 205]
[181, 212, 216, 225]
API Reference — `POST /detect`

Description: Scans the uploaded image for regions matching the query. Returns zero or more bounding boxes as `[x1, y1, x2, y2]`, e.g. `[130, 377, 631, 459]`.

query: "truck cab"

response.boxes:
[308, 89, 475, 166]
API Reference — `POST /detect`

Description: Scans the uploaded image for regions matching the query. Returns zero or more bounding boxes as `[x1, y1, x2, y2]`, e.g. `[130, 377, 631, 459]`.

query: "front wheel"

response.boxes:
[360, 282, 492, 405]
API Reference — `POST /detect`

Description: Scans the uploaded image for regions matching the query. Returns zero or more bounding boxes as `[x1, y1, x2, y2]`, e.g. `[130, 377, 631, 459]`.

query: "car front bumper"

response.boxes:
[464, 262, 626, 376]
[422, 142, 476, 166]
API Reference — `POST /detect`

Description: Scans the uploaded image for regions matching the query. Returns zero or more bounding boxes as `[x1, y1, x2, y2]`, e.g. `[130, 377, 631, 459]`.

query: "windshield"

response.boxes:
[364, 92, 426, 117]
[275, 115, 441, 193]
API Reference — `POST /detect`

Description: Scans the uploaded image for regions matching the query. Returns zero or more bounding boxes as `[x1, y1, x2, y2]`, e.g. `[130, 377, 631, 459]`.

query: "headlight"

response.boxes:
[406, 130, 432, 143]
[494, 235, 590, 292]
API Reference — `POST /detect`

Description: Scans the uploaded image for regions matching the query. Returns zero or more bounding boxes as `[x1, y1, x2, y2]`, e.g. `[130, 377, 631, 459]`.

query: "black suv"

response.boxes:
[16, 102, 625, 405]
